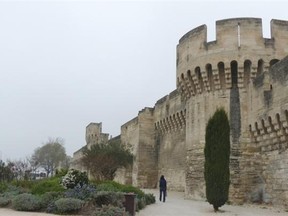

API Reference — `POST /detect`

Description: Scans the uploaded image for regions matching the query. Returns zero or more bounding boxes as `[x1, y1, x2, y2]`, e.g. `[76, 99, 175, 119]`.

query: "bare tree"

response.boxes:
[0, 160, 14, 182]
[32, 138, 66, 177]
[7, 158, 31, 180]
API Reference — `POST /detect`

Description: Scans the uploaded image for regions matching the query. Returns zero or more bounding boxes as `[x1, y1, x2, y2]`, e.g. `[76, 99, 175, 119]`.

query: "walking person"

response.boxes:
[159, 175, 167, 202]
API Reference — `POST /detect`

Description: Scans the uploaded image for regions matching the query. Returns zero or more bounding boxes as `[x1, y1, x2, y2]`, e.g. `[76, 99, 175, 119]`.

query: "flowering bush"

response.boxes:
[60, 169, 88, 189]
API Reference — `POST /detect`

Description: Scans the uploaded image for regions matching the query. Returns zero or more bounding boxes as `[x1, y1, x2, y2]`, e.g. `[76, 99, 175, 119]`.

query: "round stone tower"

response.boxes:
[176, 18, 288, 203]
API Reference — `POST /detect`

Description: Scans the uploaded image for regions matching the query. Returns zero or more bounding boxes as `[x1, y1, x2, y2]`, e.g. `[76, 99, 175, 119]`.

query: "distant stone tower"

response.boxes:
[86, 122, 109, 148]
[71, 122, 109, 171]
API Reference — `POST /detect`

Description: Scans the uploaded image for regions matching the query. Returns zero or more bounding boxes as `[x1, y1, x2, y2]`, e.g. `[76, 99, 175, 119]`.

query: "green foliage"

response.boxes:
[93, 205, 130, 216]
[54, 198, 84, 214]
[143, 193, 156, 205]
[12, 193, 42, 211]
[82, 140, 133, 180]
[96, 181, 145, 198]
[0, 182, 8, 193]
[204, 108, 230, 211]
[92, 191, 124, 207]
[0, 160, 14, 182]
[64, 184, 96, 200]
[5, 184, 27, 196]
[31, 177, 65, 195]
[135, 193, 156, 211]
[11, 179, 34, 190]
[55, 168, 68, 177]
[60, 169, 88, 189]
[0, 196, 10, 207]
[136, 197, 146, 211]
[40, 191, 64, 209]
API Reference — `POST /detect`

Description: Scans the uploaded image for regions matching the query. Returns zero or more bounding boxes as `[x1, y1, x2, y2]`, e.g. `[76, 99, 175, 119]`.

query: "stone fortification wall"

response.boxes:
[185, 91, 231, 199]
[120, 108, 158, 188]
[137, 108, 158, 188]
[176, 18, 288, 205]
[73, 17, 288, 208]
[246, 56, 288, 207]
[120, 117, 139, 186]
[154, 90, 186, 191]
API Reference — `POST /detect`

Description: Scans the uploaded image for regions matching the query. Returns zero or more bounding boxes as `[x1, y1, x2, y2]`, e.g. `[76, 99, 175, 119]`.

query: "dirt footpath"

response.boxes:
[136, 189, 288, 216]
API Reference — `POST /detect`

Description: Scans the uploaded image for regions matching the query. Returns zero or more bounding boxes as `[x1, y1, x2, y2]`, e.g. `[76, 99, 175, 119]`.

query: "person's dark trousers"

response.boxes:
[159, 189, 166, 202]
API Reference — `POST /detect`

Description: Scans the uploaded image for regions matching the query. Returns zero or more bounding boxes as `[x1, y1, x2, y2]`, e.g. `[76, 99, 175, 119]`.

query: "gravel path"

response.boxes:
[136, 189, 288, 216]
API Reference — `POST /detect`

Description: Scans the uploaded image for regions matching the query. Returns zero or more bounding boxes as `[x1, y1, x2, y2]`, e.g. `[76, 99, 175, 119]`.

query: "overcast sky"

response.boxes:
[0, 0, 287, 161]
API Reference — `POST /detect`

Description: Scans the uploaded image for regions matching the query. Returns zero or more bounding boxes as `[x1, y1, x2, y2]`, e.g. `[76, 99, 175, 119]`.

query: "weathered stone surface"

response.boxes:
[73, 18, 288, 208]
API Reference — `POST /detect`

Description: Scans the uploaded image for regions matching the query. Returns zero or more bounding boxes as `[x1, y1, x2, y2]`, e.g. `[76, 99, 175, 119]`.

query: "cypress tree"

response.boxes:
[204, 108, 230, 211]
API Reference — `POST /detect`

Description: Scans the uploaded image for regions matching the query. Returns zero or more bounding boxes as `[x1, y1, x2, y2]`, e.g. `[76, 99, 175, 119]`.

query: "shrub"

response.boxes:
[204, 108, 230, 211]
[95, 182, 118, 192]
[65, 184, 96, 200]
[92, 191, 124, 208]
[46, 202, 58, 214]
[11, 180, 34, 190]
[136, 197, 145, 211]
[60, 169, 88, 189]
[93, 205, 130, 216]
[96, 181, 145, 198]
[31, 177, 64, 195]
[0, 196, 10, 207]
[4, 185, 24, 197]
[144, 193, 156, 205]
[54, 198, 84, 214]
[12, 193, 42, 211]
[55, 168, 68, 177]
[41, 191, 63, 209]
[0, 182, 8, 193]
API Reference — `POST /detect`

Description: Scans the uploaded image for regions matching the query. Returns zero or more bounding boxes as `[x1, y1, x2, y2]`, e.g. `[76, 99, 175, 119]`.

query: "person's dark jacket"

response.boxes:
[159, 177, 167, 190]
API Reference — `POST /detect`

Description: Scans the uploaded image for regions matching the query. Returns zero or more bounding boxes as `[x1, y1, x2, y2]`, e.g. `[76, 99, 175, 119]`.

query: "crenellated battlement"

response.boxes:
[178, 18, 288, 55]
[73, 18, 288, 208]
[177, 18, 288, 100]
